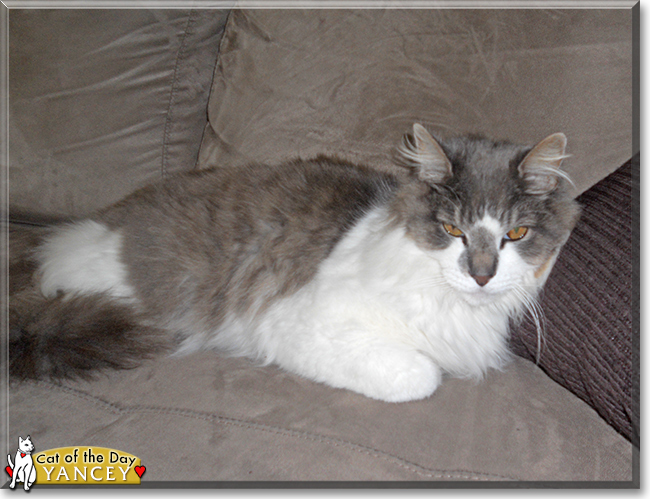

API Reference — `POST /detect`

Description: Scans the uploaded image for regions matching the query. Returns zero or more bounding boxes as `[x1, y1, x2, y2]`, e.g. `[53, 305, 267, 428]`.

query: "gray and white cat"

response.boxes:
[10, 124, 579, 402]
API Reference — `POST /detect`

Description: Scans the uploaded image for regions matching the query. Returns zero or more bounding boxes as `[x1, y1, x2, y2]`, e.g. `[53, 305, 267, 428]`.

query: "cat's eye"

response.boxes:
[505, 226, 528, 241]
[443, 223, 464, 237]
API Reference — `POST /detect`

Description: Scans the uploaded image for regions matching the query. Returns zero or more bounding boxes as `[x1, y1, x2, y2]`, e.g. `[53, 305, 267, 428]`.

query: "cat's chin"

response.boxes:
[457, 289, 507, 307]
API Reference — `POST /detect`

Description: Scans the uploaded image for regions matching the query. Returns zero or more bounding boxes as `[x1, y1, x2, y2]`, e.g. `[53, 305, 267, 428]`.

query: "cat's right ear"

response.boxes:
[518, 133, 572, 195]
[398, 124, 453, 184]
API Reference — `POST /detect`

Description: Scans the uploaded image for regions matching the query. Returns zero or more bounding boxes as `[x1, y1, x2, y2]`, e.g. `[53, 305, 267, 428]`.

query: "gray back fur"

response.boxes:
[96, 128, 579, 340]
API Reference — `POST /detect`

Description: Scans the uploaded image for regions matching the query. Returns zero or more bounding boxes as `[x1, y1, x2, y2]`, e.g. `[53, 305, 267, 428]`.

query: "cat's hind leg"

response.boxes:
[9, 221, 172, 380]
[35, 220, 135, 300]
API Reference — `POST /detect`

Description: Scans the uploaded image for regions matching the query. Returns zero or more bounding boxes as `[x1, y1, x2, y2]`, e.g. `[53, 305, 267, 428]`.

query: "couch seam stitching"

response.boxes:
[161, 10, 196, 179]
[195, 9, 233, 168]
[138, 406, 511, 481]
[28, 380, 516, 482]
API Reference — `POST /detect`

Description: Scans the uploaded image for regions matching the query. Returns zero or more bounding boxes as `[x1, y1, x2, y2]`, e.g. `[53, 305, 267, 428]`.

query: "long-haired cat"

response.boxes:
[9, 124, 579, 402]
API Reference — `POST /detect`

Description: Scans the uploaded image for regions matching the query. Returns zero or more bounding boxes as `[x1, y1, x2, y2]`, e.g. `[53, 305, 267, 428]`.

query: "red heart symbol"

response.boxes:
[5, 466, 12, 478]
[134, 465, 145, 478]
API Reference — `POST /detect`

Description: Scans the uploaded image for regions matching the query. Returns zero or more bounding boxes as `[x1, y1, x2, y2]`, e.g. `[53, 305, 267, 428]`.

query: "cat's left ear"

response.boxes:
[398, 123, 453, 185]
[518, 133, 571, 195]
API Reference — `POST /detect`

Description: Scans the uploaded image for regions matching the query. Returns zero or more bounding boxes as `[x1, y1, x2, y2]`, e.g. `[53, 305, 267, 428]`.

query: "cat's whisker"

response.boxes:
[406, 278, 453, 292]
[553, 168, 576, 189]
[407, 277, 450, 287]
[529, 161, 576, 189]
[511, 283, 546, 364]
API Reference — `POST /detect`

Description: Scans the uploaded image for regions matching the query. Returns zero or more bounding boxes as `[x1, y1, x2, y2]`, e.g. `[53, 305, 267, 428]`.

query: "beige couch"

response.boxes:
[7, 8, 637, 484]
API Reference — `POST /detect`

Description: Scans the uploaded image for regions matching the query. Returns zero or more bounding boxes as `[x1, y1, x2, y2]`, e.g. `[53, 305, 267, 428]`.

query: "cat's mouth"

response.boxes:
[446, 276, 513, 306]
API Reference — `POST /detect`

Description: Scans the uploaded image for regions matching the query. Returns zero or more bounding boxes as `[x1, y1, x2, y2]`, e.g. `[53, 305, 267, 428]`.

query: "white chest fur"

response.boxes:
[210, 206, 522, 402]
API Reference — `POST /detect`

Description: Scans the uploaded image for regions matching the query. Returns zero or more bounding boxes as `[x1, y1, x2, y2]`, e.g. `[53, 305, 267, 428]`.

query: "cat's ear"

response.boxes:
[518, 133, 572, 195]
[398, 123, 452, 184]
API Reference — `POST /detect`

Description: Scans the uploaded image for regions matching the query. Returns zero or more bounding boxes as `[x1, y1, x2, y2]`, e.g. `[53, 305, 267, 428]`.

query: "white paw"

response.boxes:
[348, 348, 442, 403]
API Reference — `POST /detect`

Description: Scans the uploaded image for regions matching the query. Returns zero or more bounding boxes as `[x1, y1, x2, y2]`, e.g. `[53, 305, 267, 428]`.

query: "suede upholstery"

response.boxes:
[9, 9, 229, 220]
[6, 8, 637, 485]
[9, 356, 633, 482]
[198, 9, 633, 195]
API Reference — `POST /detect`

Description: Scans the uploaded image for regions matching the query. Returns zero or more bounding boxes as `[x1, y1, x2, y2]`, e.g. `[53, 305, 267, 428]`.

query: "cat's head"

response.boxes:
[18, 435, 34, 453]
[395, 123, 580, 306]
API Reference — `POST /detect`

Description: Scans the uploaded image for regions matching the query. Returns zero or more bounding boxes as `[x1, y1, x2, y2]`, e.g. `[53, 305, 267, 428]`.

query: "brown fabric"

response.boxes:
[511, 159, 638, 446]
[9, 356, 633, 482]
[9, 9, 229, 220]
[198, 9, 633, 196]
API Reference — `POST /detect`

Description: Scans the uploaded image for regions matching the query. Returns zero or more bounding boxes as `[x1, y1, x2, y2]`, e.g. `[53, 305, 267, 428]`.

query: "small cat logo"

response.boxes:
[6, 435, 37, 491]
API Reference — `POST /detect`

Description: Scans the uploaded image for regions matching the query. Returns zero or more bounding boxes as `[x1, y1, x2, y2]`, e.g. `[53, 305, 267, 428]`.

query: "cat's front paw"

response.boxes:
[354, 349, 442, 403]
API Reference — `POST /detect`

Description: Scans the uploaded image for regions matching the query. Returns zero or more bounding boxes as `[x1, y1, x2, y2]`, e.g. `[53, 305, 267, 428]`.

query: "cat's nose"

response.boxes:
[472, 274, 492, 287]
[466, 241, 498, 288]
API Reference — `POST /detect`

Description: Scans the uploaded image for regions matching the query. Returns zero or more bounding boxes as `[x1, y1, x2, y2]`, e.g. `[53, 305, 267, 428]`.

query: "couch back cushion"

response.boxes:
[198, 9, 632, 196]
[10, 9, 229, 220]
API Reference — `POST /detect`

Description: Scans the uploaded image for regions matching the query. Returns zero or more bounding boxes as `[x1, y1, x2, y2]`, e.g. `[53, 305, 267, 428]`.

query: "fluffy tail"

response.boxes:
[9, 224, 170, 381]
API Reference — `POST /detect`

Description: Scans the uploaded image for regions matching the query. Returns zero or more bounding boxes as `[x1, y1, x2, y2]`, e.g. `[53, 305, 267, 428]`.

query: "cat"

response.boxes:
[9, 124, 579, 402]
[7, 435, 37, 490]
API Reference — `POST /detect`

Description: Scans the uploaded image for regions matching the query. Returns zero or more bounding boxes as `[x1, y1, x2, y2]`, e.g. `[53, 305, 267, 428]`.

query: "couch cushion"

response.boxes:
[198, 9, 633, 196]
[6, 7, 636, 486]
[510, 158, 638, 446]
[9, 9, 229, 220]
[9, 355, 633, 483]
